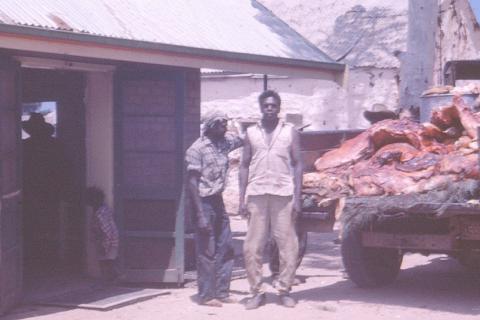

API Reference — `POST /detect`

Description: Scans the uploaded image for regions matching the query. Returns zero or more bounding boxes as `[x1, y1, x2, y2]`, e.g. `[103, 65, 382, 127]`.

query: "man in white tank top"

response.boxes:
[239, 90, 303, 309]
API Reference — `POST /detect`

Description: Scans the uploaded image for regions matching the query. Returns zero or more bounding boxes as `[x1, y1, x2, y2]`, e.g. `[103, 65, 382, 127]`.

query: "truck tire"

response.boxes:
[457, 251, 480, 273]
[341, 217, 403, 288]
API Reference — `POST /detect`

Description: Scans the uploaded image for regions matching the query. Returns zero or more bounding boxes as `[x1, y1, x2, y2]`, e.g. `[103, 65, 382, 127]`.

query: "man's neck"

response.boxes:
[261, 117, 279, 132]
[205, 133, 222, 144]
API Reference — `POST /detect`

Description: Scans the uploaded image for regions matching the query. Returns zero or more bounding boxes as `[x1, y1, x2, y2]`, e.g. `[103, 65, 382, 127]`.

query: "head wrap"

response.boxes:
[202, 110, 228, 134]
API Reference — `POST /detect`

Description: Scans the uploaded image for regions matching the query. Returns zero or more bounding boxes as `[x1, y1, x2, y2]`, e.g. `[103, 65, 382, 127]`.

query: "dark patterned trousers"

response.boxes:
[195, 194, 234, 302]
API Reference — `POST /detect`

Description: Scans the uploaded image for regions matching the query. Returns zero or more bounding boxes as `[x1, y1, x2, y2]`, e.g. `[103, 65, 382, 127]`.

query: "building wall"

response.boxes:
[203, 1, 479, 130]
[258, 0, 408, 69]
[184, 70, 201, 148]
[202, 0, 408, 129]
[396, 0, 480, 109]
[260, 0, 407, 129]
[85, 71, 114, 276]
[202, 67, 399, 130]
[398, 0, 439, 110]
[434, 0, 480, 84]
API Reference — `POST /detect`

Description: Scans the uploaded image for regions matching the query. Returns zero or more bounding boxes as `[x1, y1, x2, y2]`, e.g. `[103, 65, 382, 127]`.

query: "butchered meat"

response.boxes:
[369, 143, 419, 166]
[303, 94, 480, 201]
[369, 119, 424, 150]
[430, 104, 459, 130]
[314, 130, 373, 171]
[395, 152, 439, 173]
[453, 95, 480, 139]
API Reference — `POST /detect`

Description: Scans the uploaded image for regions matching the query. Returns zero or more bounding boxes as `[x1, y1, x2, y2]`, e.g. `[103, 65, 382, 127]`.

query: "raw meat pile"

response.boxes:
[302, 96, 480, 202]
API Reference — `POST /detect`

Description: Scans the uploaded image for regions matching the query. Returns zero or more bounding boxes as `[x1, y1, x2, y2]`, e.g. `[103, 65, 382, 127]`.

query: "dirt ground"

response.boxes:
[4, 217, 480, 320]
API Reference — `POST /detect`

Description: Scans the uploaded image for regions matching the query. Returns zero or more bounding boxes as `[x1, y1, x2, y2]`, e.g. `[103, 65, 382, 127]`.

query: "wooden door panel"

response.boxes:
[123, 153, 176, 199]
[0, 57, 22, 315]
[115, 68, 185, 283]
[124, 238, 176, 269]
[123, 200, 176, 232]
[123, 117, 176, 152]
[122, 79, 175, 116]
[0, 246, 22, 310]
[1, 196, 21, 250]
[1, 152, 19, 195]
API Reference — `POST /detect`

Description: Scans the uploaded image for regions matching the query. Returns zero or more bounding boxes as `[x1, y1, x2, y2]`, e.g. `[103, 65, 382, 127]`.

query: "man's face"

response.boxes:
[260, 96, 280, 120]
[209, 119, 228, 138]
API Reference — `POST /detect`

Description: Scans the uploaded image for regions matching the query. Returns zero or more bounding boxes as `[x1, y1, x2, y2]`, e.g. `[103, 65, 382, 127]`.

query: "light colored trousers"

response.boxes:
[243, 194, 299, 293]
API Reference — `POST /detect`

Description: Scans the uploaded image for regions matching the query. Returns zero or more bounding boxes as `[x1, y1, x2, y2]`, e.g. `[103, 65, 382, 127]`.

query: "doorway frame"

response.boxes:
[16, 56, 116, 278]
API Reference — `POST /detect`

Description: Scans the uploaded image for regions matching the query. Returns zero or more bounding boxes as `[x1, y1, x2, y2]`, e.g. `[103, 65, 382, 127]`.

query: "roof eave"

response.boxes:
[0, 23, 345, 81]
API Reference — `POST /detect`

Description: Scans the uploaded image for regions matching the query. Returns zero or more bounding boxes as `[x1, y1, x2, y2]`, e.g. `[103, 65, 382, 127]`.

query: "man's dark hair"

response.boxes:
[86, 186, 105, 207]
[258, 90, 281, 106]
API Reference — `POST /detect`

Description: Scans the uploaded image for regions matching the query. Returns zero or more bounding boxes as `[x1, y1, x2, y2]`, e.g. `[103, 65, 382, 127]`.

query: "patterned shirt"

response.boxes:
[93, 204, 119, 259]
[185, 133, 243, 197]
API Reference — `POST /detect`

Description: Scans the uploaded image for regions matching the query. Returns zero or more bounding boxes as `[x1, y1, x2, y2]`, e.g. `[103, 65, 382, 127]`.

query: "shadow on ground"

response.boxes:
[296, 252, 480, 315]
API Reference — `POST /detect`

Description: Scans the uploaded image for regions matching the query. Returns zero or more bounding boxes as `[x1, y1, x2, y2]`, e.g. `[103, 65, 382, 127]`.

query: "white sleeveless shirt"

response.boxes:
[246, 121, 294, 196]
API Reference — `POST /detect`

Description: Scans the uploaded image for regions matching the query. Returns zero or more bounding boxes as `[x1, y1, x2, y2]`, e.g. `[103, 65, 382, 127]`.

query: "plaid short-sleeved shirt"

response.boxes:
[185, 133, 243, 197]
[93, 204, 119, 260]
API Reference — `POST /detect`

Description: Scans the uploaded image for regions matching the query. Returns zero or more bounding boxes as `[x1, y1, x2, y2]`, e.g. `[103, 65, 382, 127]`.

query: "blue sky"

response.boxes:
[470, 0, 480, 23]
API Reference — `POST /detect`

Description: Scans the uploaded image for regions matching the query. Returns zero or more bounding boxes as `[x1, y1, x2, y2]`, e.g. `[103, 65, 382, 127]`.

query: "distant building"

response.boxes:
[202, 0, 480, 129]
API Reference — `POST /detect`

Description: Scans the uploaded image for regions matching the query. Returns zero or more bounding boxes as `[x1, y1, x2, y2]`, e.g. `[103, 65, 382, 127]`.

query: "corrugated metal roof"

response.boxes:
[0, 0, 338, 66]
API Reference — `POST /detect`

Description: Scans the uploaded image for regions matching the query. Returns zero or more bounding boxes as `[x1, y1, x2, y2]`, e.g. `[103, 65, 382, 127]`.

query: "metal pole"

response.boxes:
[263, 74, 268, 91]
[477, 127, 480, 185]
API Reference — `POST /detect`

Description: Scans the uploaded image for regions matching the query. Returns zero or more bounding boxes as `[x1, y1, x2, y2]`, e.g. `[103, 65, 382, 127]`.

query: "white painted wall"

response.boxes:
[202, 67, 399, 130]
[258, 0, 408, 69]
[202, 0, 408, 129]
[435, 0, 480, 84]
[203, 0, 480, 130]
[84, 71, 114, 277]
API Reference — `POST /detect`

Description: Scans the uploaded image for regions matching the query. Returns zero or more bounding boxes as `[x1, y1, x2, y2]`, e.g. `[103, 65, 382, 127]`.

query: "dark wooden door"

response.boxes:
[115, 68, 186, 283]
[55, 72, 86, 271]
[21, 69, 86, 271]
[0, 56, 22, 314]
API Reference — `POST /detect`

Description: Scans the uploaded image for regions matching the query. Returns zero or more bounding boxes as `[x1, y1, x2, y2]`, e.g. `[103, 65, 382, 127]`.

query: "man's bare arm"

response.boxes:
[238, 134, 252, 216]
[290, 127, 303, 217]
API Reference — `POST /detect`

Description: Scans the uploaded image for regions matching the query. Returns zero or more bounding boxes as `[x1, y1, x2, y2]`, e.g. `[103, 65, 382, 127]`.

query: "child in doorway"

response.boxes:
[86, 186, 120, 282]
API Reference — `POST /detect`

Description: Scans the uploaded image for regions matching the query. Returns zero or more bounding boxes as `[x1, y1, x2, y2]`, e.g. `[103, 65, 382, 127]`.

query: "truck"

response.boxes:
[298, 60, 480, 288]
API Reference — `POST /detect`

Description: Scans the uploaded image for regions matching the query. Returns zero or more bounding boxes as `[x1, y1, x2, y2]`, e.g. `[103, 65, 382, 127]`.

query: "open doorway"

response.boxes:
[21, 68, 86, 286]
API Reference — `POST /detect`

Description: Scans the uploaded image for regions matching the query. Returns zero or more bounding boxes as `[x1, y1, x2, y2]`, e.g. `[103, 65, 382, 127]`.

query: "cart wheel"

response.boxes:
[341, 217, 403, 288]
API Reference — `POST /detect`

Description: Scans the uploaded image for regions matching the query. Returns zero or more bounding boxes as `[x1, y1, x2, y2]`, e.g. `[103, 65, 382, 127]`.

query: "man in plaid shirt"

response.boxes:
[185, 111, 243, 307]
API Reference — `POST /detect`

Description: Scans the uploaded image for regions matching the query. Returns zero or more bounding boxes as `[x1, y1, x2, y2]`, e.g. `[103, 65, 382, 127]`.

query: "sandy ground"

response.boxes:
[4, 217, 480, 320]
